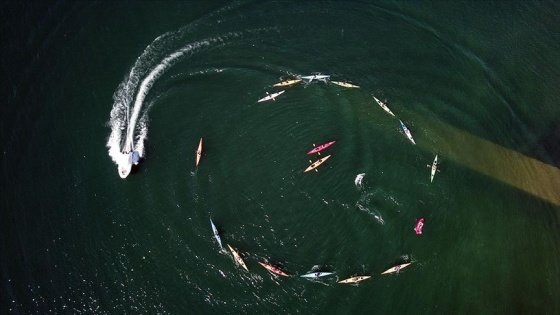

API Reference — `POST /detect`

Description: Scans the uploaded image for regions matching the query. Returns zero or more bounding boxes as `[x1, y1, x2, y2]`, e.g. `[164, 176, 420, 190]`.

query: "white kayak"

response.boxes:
[210, 218, 222, 249]
[258, 90, 285, 102]
[372, 96, 395, 117]
[399, 120, 416, 145]
[300, 272, 334, 278]
[301, 74, 330, 82]
[430, 155, 438, 182]
[338, 276, 371, 284]
[381, 262, 412, 275]
[331, 81, 360, 88]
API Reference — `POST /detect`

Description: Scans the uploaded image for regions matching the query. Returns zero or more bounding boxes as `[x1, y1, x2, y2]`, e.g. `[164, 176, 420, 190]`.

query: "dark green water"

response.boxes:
[2, 1, 559, 314]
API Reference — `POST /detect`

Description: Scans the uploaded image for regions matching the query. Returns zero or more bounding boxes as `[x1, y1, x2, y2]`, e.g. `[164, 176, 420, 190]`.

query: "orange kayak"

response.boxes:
[196, 138, 203, 166]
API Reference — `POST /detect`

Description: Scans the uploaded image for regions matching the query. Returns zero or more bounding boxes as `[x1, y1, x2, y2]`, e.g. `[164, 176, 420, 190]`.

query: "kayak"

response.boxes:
[300, 272, 334, 278]
[399, 120, 416, 145]
[372, 96, 395, 117]
[381, 262, 412, 275]
[430, 155, 438, 182]
[301, 74, 330, 82]
[331, 81, 360, 88]
[304, 155, 331, 172]
[338, 276, 371, 284]
[273, 79, 301, 87]
[210, 218, 222, 249]
[258, 262, 289, 277]
[258, 90, 285, 102]
[227, 244, 248, 271]
[196, 138, 203, 166]
[307, 140, 336, 154]
[415, 218, 424, 235]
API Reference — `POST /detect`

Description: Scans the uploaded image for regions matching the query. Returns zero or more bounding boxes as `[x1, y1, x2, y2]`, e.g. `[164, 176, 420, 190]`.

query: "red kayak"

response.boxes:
[307, 140, 336, 154]
[415, 218, 424, 235]
[258, 262, 289, 277]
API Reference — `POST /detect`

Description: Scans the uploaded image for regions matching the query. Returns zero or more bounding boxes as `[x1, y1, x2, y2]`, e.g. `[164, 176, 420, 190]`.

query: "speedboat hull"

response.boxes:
[118, 152, 133, 178]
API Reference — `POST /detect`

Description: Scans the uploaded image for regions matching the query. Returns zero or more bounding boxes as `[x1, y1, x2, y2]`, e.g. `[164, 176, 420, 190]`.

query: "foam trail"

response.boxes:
[356, 203, 385, 225]
[125, 41, 210, 150]
[106, 27, 269, 176]
[106, 36, 211, 173]
[354, 173, 365, 188]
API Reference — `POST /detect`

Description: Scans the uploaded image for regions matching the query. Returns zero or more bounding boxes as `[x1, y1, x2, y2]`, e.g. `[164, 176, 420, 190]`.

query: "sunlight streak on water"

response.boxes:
[422, 118, 560, 206]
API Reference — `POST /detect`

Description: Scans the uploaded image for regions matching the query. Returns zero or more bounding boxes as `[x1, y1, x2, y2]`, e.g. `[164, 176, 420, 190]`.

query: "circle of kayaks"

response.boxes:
[201, 72, 437, 286]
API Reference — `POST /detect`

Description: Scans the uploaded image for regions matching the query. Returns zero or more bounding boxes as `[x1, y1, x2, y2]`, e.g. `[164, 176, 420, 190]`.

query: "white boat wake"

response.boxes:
[355, 203, 385, 225]
[106, 31, 213, 178]
[105, 17, 274, 178]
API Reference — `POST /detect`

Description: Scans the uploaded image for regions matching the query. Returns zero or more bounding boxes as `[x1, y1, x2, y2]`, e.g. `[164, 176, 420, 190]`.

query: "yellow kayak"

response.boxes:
[273, 79, 301, 87]
[304, 155, 331, 172]
[227, 244, 248, 271]
[195, 138, 203, 167]
[338, 276, 371, 284]
[381, 262, 412, 275]
[331, 81, 360, 88]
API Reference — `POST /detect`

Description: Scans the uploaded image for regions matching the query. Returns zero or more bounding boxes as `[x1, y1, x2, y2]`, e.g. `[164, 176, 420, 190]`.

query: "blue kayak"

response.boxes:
[399, 120, 416, 145]
[210, 218, 223, 249]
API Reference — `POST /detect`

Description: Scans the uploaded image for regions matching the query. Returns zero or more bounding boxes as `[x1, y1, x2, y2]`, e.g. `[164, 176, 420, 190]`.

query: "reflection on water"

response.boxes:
[422, 118, 560, 206]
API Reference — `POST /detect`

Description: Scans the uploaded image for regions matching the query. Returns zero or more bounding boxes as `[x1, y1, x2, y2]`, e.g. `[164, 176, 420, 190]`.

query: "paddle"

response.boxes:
[308, 160, 319, 172]
[312, 143, 321, 156]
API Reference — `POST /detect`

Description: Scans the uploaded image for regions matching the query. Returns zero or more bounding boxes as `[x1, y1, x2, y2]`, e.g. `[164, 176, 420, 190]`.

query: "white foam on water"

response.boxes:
[354, 173, 365, 188]
[355, 202, 385, 225]
[105, 27, 253, 177]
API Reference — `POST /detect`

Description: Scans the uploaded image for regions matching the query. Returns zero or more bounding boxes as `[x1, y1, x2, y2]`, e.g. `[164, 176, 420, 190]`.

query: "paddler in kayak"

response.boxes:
[415, 218, 424, 234]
